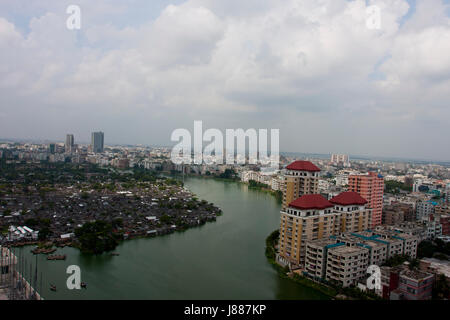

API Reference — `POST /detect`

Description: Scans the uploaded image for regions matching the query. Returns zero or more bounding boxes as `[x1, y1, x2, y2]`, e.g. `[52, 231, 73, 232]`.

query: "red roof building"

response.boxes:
[330, 192, 368, 206]
[289, 194, 333, 210]
[286, 161, 321, 172]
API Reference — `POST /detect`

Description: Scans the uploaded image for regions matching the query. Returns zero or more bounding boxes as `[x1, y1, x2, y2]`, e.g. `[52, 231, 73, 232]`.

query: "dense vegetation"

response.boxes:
[384, 180, 412, 194]
[382, 254, 420, 270]
[433, 274, 450, 299]
[418, 239, 450, 260]
[248, 180, 268, 189]
[265, 229, 279, 261]
[218, 169, 238, 180]
[74, 220, 123, 254]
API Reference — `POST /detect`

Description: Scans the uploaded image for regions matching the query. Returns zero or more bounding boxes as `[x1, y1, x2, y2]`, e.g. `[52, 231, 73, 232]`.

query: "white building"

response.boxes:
[416, 200, 436, 221]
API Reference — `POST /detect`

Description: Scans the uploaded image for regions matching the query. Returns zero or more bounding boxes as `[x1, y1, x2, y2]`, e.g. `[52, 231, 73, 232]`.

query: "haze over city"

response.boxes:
[0, 0, 449, 161]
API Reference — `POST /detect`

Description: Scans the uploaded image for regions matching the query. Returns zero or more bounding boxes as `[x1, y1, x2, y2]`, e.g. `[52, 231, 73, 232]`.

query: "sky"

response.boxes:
[0, 0, 449, 161]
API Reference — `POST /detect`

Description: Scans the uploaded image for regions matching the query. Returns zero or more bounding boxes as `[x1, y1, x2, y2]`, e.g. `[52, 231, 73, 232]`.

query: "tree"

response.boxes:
[75, 220, 122, 254]
[219, 169, 236, 180]
[433, 274, 450, 300]
[417, 241, 435, 258]
[38, 227, 51, 240]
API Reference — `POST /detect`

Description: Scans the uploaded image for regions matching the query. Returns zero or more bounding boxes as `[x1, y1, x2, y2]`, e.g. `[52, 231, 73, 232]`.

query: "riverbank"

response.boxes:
[0, 163, 223, 255]
[13, 175, 330, 300]
[265, 230, 336, 299]
[264, 230, 382, 300]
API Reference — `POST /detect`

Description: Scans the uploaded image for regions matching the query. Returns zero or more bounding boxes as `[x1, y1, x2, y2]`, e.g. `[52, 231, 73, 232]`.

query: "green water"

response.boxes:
[15, 177, 328, 300]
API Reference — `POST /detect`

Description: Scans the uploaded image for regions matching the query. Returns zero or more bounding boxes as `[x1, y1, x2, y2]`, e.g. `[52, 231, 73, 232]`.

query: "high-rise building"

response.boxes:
[91, 131, 104, 153]
[48, 143, 56, 154]
[348, 172, 384, 228]
[281, 161, 320, 210]
[277, 191, 371, 268]
[330, 154, 350, 166]
[65, 134, 74, 153]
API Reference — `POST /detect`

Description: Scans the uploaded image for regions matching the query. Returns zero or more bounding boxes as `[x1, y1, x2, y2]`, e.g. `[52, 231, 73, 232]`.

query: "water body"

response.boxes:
[16, 177, 328, 300]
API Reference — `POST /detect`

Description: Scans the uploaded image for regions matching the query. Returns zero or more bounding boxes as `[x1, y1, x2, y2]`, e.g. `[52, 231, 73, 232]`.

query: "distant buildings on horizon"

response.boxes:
[91, 131, 104, 153]
[51, 131, 105, 154]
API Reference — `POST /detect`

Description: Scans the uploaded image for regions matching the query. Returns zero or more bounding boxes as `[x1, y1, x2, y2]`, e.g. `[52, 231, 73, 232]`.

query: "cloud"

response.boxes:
[0, 0, 449, 160]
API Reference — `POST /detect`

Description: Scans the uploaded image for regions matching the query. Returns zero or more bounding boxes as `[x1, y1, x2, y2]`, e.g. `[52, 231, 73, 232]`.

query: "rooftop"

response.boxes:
[330, 192, 368, 206]
[420, 258, 450, 277]
[401, 269, 434, 281]
[306, 238, 337, 247]
[329, 245, 368, 255]
[286, 161, 321, 172]
[289, 194, 333, 210]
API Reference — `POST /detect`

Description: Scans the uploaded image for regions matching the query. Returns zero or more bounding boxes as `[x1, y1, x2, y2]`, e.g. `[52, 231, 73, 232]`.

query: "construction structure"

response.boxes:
[0, 246, 43, 300]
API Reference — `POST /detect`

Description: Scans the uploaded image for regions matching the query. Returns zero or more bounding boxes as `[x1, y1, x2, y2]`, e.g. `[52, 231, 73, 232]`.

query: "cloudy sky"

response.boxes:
[0, 0, 449, 161]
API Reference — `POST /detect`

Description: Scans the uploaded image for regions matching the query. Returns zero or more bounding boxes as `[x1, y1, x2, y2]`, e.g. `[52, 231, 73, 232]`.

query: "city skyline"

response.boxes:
[0, 0, 449, 161]
[1, 133, 450, 164]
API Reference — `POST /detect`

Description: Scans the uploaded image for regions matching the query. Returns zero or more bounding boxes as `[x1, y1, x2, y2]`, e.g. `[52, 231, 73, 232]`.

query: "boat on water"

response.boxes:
[47, 254, 66, 261]
[110, 252, 120, 256]
[31, 247, 56, 255]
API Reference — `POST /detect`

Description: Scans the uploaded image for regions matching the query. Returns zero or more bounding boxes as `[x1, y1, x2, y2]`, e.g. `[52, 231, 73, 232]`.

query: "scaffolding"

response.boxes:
[0, 245, 43, 300]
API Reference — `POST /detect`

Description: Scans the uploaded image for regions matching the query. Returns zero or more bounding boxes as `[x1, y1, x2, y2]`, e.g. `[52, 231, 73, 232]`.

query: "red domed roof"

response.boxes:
[286, 161, 321, 172]
[330, 192, 367, 206]
[289, 194, 333, 210]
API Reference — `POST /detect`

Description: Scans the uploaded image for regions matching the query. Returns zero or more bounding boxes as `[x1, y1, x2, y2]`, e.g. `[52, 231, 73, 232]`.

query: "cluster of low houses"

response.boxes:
[6, 226, 39, 241]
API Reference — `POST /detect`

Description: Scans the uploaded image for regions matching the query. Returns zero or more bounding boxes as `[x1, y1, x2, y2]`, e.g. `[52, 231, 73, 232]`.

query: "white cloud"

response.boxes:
[0, 0, 449, 160]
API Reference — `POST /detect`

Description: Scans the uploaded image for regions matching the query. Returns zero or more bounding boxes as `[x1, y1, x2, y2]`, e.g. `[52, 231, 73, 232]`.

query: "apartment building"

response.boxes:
[364, 240, 388, 266]
[325, 245, 370, 288]
[303, 228, 419, 287]
[305, 239, 373, 288]
[390, 269, 434, 300]
[282, 161, 320, 210]
[416, 199, 437, 221]
[424, 219, 443, 240]
[343, 230, 418, 261]
[330, 154, 350, 167]
[382, 202, 416, 225]
[372, 233, 404, 257]
[330, 192, 371, 233]
[435, 204, 450, 216]
[419, 258, 450, 298]
[419, 258, 450, 280]
[278, 194, 338, 267]
[382, 209, 404, 225]
[349, 172, 384, 228]
[440, 214, 450, 235]
[278, 192, 371, 268]
[304, 239, 336, 279]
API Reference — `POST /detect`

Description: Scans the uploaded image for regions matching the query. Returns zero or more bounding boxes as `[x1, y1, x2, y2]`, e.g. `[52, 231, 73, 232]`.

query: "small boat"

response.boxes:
[50, 284, 57, 291]
[110, 252, 120, 256]
[32, 247, 56, 255]
[47, 254, 66, 261]
[81, 282, 87, 289]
